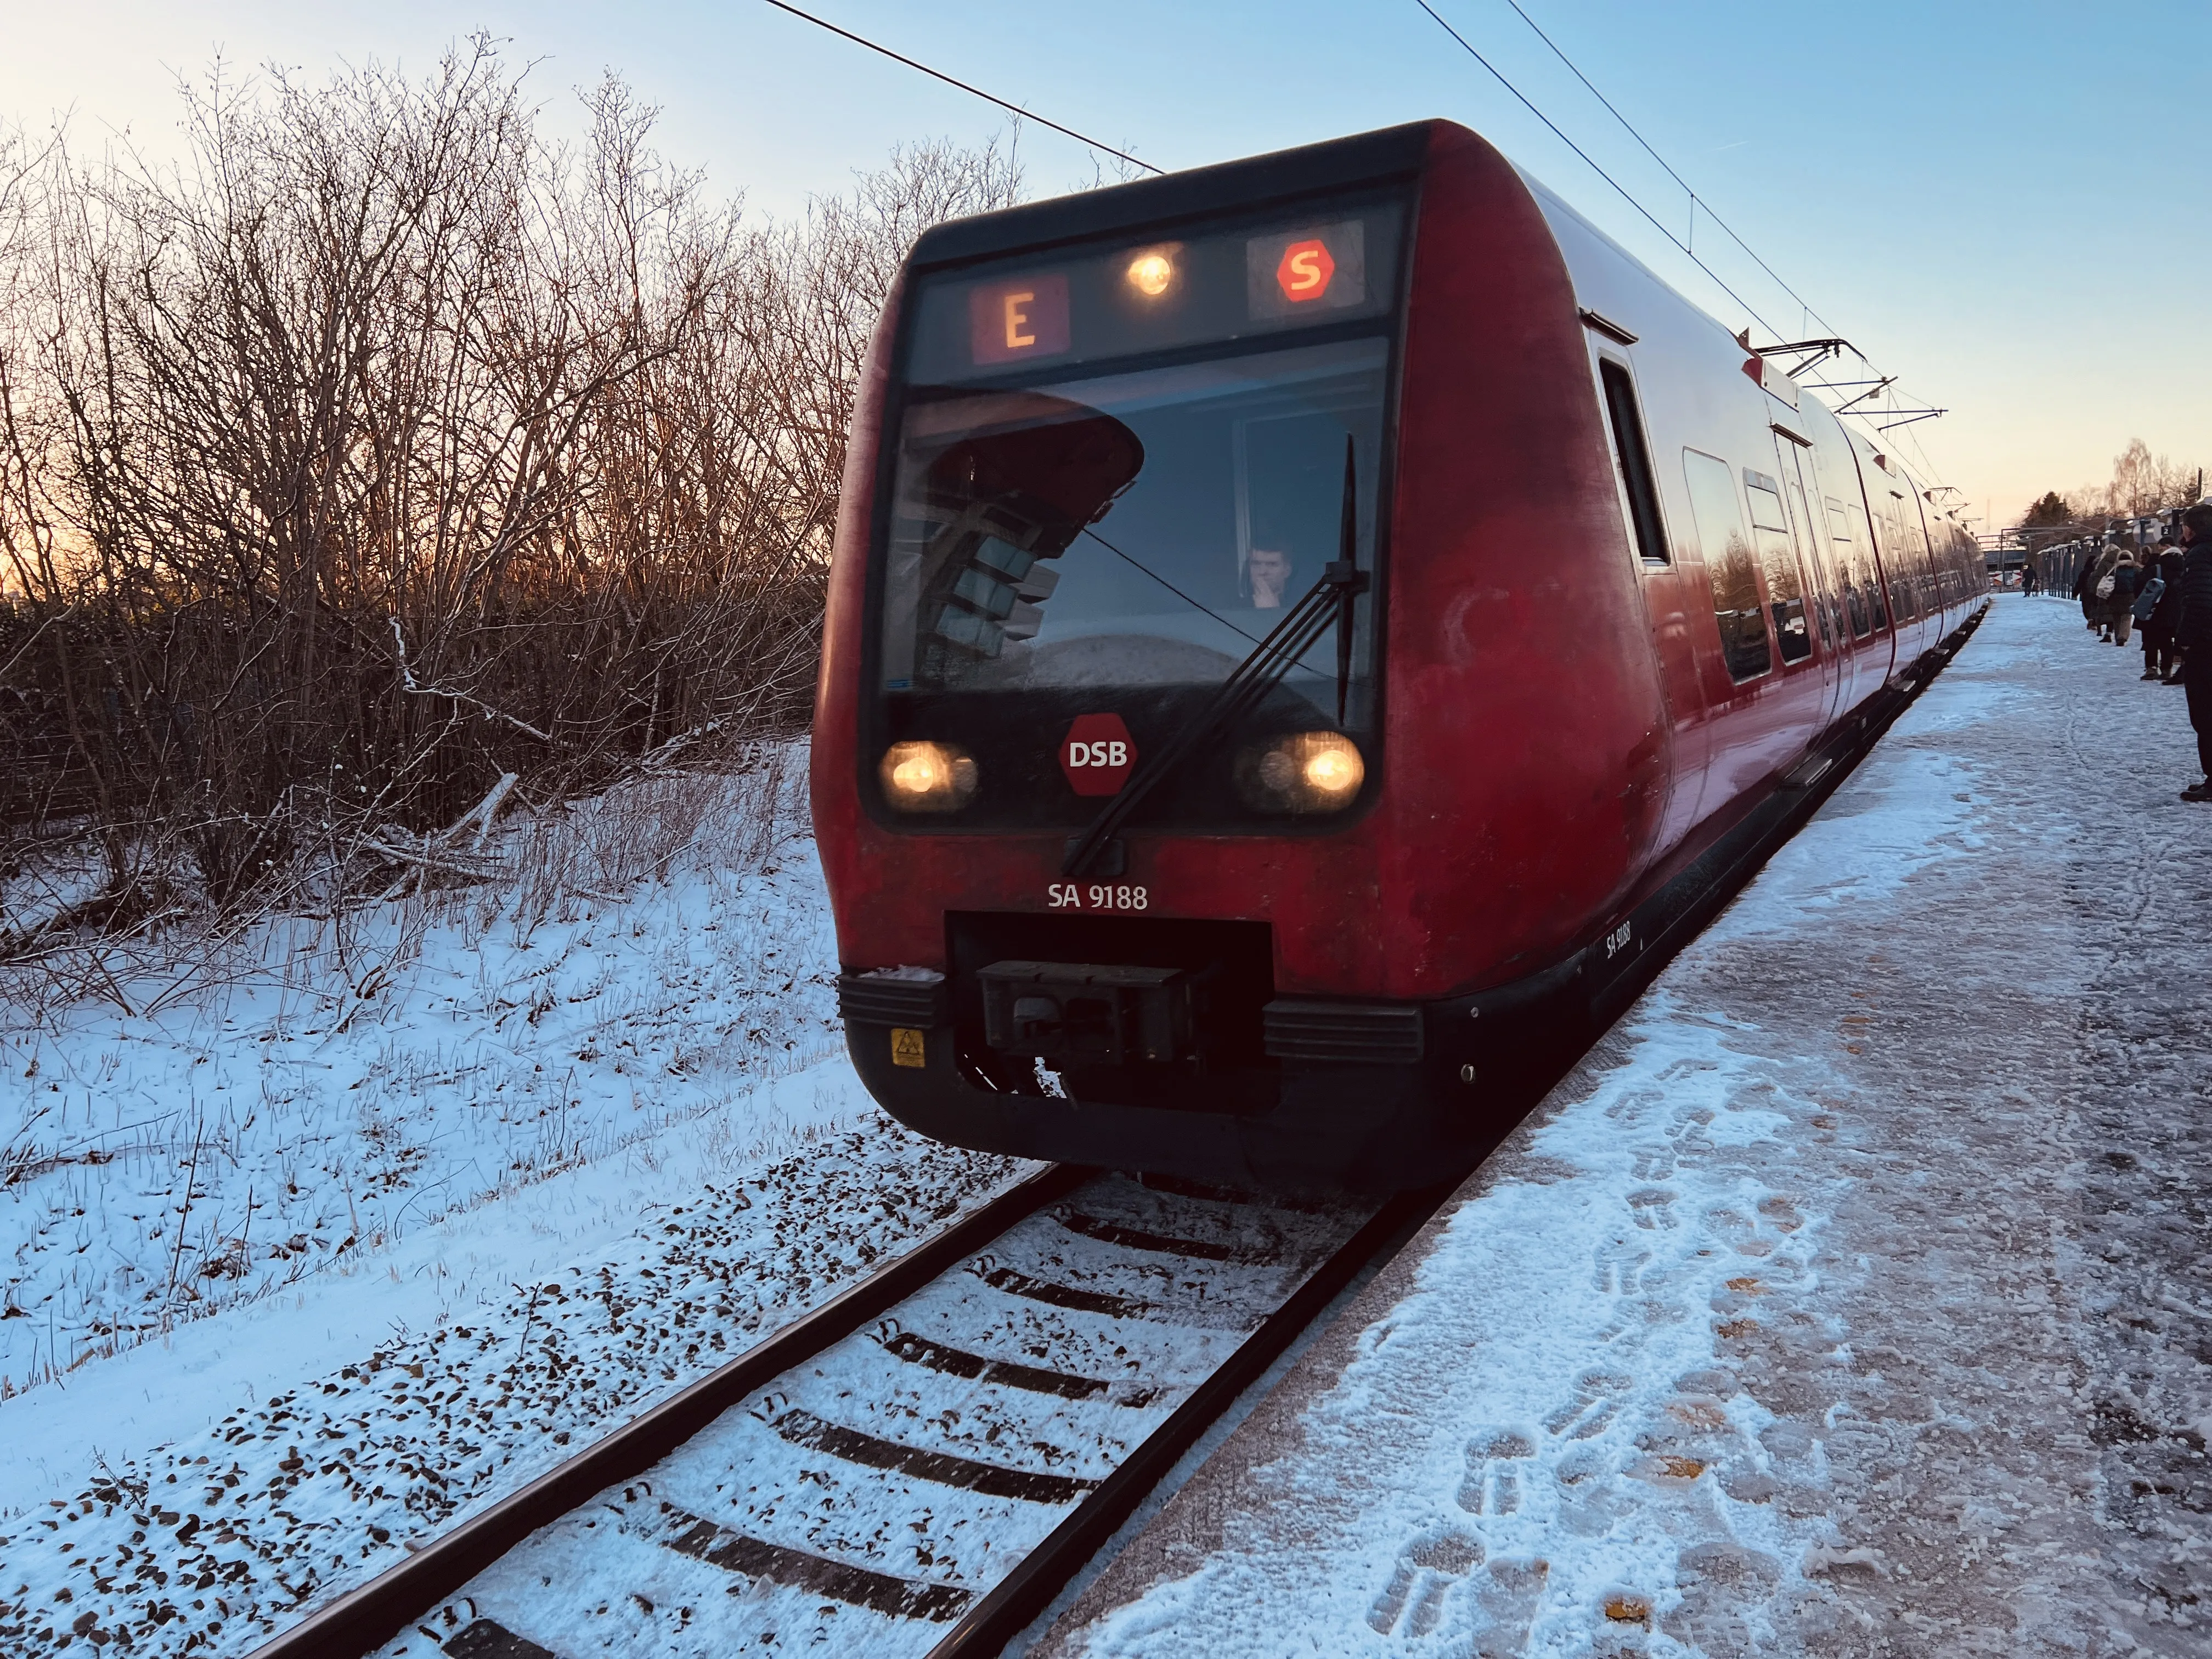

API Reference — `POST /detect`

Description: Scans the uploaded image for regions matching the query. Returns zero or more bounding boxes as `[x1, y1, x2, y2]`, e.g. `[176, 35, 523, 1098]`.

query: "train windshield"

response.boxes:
[871, 196, 1404, 830]
[881, 338, 1387, 698]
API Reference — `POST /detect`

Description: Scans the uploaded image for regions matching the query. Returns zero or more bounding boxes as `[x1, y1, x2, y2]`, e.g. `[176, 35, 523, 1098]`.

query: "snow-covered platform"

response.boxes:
[1035, 597, 2212, 1658]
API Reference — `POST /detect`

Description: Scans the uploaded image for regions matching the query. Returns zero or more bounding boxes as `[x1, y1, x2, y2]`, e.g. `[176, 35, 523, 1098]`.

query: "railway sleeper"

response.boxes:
[661, 1505, 974, 1622]
[878, 1328, 1163, 1408]
[770, 1406, 1102, 1504]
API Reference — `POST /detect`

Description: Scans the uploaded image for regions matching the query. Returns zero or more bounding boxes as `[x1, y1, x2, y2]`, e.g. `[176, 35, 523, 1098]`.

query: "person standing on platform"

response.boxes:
[2104, 547, 2141, 645]
[2165, 538, 2190, 685]
[2141, 538, 2182, 681]
[2176, 503, 2212, 802]
[2086, 538, 2124, 638]
[2075, 545, 2102, 628]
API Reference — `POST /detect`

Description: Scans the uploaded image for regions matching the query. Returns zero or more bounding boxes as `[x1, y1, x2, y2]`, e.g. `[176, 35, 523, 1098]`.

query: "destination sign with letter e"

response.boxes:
[969, 273, 1071, 365]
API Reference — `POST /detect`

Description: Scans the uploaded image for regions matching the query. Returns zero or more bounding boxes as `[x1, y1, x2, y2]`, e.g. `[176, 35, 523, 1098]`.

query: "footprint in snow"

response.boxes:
[1455, 1429, 1536, 1516]
[1366, 1531, 1483, 1637]
[1592, 1236, 1651, 1296]
[1469, 1556, 1549, 1657]
[1544, 1370, 1633, 1441]
[1602, 1084, 1665, 1124]
[1627, 1188, 1678, 1231]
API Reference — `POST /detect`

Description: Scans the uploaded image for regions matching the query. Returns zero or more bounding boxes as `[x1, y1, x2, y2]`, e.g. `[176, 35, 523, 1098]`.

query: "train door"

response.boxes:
[1818, 489, 1872, 716]
[1908, 489, 1947, 642]
[1678, 445, 1788, 819]
[1590, 347, 1706, 849]
[1847, 498, 1895, 686]
[1741, 468, 1815, 673]
[1771, 431, 1846, 736]
[1883, 484, 1932, 664]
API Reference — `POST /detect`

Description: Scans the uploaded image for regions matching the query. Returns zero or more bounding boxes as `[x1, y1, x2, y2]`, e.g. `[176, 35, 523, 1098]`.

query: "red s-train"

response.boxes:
[811, 120, 1983, 1191]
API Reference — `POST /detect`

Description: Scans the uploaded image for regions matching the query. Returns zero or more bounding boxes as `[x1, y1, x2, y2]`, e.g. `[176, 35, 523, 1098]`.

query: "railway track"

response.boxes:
[247, 1164, 1431, 1659]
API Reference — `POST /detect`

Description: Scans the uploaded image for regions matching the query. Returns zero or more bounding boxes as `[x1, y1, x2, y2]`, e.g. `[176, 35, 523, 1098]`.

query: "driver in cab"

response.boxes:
[1248, 545, 1294, 610]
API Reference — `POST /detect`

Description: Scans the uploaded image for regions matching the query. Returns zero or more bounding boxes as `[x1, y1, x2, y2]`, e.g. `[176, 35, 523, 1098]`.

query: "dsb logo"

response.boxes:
[1060, 713, 1137, 796]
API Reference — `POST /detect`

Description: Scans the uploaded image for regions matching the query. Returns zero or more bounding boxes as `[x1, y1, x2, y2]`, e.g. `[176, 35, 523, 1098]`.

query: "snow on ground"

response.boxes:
[1038, 598, 2212, 1658]
[2, 764, 833, 1402]
[0, 755, 1033, 1655]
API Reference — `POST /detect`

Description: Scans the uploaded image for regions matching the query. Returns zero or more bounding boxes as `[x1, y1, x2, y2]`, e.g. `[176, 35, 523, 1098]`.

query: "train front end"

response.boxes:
[812, 122, 1672, 1192]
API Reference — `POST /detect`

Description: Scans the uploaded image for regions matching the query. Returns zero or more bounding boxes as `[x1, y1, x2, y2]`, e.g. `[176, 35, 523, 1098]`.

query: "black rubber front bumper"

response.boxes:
[837, 960, 1582, 1194]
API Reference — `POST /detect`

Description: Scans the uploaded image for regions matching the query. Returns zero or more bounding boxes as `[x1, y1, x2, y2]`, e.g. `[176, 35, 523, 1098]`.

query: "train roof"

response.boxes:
[904, 122, 1436, 270]
[901, 119, 1956, 512]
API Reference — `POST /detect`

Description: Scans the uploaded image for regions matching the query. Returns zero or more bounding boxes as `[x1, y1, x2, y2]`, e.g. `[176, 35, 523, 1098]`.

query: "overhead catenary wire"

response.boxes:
[1410, 0, 1784, 341]
[1494, 0, 1842, 344]
[759, 0, 1164, 177]
[1417, 1, 1959, 496]
[761, 0, 1971, 520]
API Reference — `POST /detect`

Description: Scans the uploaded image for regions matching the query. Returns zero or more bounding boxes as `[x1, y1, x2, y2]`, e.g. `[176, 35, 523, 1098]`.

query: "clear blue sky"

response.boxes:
[8, 0, 2206, 527]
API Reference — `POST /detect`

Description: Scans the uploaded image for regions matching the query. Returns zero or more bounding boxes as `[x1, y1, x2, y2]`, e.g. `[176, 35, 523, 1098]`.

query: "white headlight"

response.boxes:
[1237, 731, 1365, 813]
[880, 741, 979, 812]
[1124, 244, 1181, 299]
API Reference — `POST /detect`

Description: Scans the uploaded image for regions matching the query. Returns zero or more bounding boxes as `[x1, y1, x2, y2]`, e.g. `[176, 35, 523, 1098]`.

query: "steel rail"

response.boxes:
[920, 1182, 1440, 1656]
[242, 1161, 1090, 1659]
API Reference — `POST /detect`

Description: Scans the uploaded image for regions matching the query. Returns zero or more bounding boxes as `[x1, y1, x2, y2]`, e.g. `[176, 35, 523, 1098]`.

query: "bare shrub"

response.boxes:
[0, 41, 1021, 966]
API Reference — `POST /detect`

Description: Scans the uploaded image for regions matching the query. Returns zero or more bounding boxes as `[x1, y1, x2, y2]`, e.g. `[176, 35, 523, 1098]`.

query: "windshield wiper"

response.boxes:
[1063, 437, 1366, 879]
[1329, 433, 1361, 725]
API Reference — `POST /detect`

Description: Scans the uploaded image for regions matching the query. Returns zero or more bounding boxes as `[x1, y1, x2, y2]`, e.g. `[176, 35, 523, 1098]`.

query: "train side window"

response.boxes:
[1742, 471, 1812, 664]
[1598, 360, 1668, 564]
[1681, 448, 1770, 682]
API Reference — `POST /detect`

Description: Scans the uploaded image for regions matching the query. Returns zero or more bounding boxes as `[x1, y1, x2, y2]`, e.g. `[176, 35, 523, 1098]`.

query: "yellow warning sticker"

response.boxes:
[890, 1028, 927, 1068]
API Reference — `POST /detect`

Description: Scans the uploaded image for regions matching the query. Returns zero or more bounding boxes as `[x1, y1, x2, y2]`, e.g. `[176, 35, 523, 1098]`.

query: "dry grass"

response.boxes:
[0, 744, 833, 1397]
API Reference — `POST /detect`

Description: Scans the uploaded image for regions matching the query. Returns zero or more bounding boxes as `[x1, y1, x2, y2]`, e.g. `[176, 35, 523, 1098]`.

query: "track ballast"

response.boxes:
[249, 1168, 1415, 1659]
